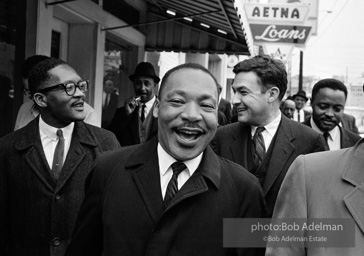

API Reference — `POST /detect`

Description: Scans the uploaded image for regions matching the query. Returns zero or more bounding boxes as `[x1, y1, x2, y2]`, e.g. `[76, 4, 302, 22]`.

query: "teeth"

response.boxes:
[179, 129, 199, 135]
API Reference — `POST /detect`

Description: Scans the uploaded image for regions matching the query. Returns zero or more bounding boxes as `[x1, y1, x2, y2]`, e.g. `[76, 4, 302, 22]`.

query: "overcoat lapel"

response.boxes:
[262, 117, 295, 194]
[15, 117, 56, 191]
[340, 127, 352, 149]
[55, 122, 97, 192]
[129, 107, 141, 143]
[166, 146, 221, 211]
[342, 140, 364, 235]
[129, 138, 165, 224]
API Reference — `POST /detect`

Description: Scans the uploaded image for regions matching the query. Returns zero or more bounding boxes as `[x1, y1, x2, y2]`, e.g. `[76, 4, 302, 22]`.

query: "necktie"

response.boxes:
[52, 129, 65, 179]
[297, 112, 301, 122]
[140, 104, 146, 123]
[104, 94, 110, 108]
[252, 127, 266, 168]
[164, 162, 186, 207]
[323, 132, 330, 150]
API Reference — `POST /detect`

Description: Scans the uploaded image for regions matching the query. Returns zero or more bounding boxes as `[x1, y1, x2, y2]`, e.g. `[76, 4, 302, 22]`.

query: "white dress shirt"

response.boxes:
[157, 143, 203, 198]
[251, 113, 282, 152]
[310, 117, 341, 150]
[140, 96, 156, 119]
[293, 109, 305, 122]
[39, 116, 74, 169]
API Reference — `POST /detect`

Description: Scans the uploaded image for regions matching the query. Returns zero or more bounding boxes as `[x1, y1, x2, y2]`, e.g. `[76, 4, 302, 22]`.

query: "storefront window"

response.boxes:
[101, 32, 137, 128]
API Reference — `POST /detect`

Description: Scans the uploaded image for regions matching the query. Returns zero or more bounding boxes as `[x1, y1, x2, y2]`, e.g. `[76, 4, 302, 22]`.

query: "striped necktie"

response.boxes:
[164, 162, 186, 207]
[252, 127, 266, 168]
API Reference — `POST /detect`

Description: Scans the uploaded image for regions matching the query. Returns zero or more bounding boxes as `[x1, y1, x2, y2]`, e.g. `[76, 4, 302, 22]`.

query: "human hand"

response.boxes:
[124, 96, 141, 116]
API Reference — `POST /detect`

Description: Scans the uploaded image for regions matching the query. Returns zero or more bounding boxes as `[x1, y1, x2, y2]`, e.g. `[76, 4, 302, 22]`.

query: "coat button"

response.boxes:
[52, 237, 61, 246]
[55, 195, 61, 200]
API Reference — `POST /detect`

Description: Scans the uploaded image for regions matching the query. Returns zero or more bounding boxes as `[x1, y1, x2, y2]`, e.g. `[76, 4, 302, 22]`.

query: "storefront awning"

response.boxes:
[143, 0, 250, 55]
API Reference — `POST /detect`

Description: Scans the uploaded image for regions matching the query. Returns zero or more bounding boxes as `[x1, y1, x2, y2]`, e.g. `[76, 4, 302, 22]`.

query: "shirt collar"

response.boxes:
[39, 115, 75, 141]
[310, 117, 339, 140]
[157, 142, 203, 177]
[143, 95, 156, 111]
[251, 112, 282, 137]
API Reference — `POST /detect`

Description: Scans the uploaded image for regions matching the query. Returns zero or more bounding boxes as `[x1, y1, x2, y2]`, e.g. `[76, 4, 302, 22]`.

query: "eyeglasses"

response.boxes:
[37, 80, 89, 96]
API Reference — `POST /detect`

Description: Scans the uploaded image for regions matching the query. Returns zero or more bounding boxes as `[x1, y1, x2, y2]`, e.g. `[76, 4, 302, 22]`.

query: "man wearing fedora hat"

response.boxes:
[108, 62, 160, 146]
[292, 90, 310, 122]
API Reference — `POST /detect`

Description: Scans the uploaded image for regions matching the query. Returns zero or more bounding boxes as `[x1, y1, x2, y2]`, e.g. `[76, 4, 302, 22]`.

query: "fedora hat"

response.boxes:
[129, 62, 160, 83]
[292, 90, 308, 101]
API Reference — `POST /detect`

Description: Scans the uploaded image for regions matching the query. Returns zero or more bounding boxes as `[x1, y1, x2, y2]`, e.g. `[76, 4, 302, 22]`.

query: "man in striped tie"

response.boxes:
[211, 55, 327, 218]
[67, 63, 266, 256]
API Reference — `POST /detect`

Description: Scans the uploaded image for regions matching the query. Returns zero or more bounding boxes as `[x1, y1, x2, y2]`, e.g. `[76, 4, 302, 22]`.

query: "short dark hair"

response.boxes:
[21, 55, 50, 79]
[28, 58, 67, 96]
[233, 55, 287, 100]
[158, 63, 219, 99]
[311, 78, 348, 103]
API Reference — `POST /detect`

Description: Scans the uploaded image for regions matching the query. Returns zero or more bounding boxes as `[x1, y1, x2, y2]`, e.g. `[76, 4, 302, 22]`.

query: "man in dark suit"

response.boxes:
[0, 58, 120, 256]
[302, 78, 361, 150]
[107, 62, 159, 146]
[67, 63, 266, 256]
[211, 55, 326, 218]
[101, 77, 119, 128]
[292, 90, 310, 122]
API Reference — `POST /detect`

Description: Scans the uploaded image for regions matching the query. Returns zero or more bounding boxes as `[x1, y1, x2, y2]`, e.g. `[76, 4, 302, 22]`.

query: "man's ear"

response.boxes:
[268, 87, 280, 103]
[33, 92, 48, 108]
[153, 98, 160, 118]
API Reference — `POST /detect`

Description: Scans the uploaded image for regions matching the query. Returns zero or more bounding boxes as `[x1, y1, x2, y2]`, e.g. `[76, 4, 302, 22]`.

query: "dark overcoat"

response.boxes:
[107, 105, 158, 146]
[0, 117, 120, 256]
[66, 137, 266, 256]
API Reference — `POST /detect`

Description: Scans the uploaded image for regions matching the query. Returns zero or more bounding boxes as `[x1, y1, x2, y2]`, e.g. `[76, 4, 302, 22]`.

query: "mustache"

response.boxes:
[322, 117, 339, 125]
[176, 122, 204, 130]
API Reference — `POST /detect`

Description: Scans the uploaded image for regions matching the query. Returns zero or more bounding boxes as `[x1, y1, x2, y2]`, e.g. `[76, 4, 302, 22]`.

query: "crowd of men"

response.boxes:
[0, 54, 363, 256]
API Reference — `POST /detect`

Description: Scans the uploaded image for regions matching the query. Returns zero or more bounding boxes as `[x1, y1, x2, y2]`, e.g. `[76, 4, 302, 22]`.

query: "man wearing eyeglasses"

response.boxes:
[0, 57, 120, 256]
[14, 55, 99, 130]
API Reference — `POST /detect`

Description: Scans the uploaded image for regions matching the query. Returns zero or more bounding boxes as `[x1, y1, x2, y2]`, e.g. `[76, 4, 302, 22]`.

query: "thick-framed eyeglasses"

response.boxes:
[37, 80, 88, 96]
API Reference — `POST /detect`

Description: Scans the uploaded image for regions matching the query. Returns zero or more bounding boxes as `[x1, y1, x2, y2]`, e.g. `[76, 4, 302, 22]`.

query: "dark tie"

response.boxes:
[140, 104, 146, 123]
[52, 129, 65, 179]
[104, 94, 110, 108]
[297, 112, 301, 122]
[252, 127, 266, 168]
[323, 132, 330, 150]
[164, 162, 186, 207]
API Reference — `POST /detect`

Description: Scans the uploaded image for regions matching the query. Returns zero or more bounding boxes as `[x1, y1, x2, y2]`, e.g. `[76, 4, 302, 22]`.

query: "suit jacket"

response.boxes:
[302, 117, 361, 149]
[66, 137, 266, 256]
[266, 139, 364, 256]
[107, 104, 158, 146]
[211, 115, 327, 217]
[341, 113, 359, 134]
[101, 92, 119, 128]
[218, 98, 232, 124]
[0, 117, 120, 256]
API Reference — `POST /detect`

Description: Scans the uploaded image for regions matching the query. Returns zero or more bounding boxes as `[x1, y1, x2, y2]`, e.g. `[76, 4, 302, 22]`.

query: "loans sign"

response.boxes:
[244, 3, 313, 46]
[250, 24, 312, 44]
